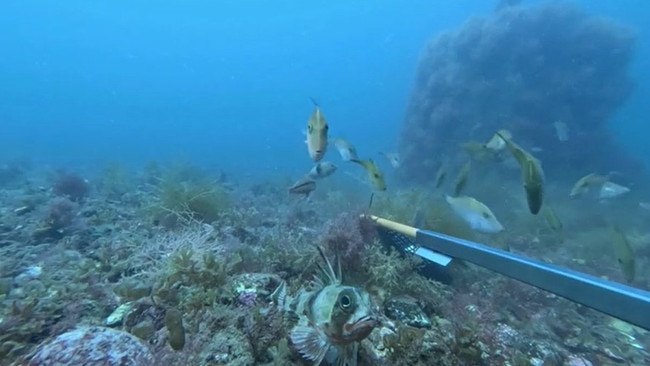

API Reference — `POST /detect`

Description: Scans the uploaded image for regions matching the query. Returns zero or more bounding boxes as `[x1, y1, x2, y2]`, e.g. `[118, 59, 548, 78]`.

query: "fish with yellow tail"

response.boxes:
[306, 99, 329, 162]
[350, 158, 386, 191]
[497, 131, 545, 215]
[444, 194, 504, 233]
[271, 247, 379, 366]
[611, 225, 635, 283]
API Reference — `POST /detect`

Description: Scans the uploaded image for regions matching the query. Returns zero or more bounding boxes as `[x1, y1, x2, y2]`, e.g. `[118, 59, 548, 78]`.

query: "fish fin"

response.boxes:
[290, 325, 330, 365]
[309, 97, 320, 107]
[270, 280, 289, 311]
[349, 158, 363, 165]
[335, 343, 358, 366]
[316, 246, 340, 285]
[412, 206, 426, 228]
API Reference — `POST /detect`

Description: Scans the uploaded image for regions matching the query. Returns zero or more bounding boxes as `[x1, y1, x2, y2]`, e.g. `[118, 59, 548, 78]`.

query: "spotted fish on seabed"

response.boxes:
[272, 247, 379, 366]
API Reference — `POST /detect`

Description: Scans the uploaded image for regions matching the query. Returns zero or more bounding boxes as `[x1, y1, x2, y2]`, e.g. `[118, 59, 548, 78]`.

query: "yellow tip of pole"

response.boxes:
[360, 214, 418, 238]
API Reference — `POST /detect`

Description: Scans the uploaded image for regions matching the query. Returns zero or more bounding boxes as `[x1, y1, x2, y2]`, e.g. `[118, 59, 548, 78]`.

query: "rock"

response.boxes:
[105, 301, 137, 326]
[232, 273, 282, 301]
[23, 326, 154, 366]
[384, 295, 431, 328]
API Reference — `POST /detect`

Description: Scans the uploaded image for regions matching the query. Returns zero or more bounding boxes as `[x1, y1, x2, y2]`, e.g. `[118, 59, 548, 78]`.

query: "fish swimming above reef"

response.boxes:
[599, 181, 630, 199]
[611, 225, 635, 283]
[434, 161, 448, 189]
[308, 162, 337, 180]
[379, 151, 400, 168]
[351, 158, 386, 191]
[306, 99, 329, 162]
[289, 177, 317, 198]
[444, 194, 504, 233]
[553, 120, 569, 142]
[569, 173, 608, 198]
[484, 129, 512, 153]
[331, 137, 359, 162]
[542, 205, 564, 242]
[460, 141, 496, 162]
[452, 160, 471, 196]
[497, 132, 545, 215]
[272, 247, 379, 366]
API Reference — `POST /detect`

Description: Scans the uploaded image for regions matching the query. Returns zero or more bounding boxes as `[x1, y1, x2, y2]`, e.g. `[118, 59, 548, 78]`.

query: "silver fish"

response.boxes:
[599, 181, 630, 199]
[308, 162, 337, 180]
[272, 247, 378, 366]
[445, 195, 504, 233]
[331, 138, 358, 162]
[289, 178, 317, 197]
[553, 120, 569, 142]
[379, 152, 400, 168]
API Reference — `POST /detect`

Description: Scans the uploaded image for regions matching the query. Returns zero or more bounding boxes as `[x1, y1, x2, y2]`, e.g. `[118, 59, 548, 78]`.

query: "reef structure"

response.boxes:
[399, 1, 639, 184]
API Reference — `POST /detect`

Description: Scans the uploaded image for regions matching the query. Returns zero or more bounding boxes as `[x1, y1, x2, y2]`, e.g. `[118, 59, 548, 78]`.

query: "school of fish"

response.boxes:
[283, 99, 644, 364]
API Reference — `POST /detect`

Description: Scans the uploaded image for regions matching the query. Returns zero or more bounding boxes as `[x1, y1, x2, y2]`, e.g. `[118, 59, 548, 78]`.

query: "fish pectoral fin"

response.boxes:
[290, 325, 330, 365]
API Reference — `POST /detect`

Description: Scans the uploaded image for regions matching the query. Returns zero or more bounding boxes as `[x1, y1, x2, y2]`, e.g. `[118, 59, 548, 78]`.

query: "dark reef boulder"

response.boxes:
[399, 1, 640, 184]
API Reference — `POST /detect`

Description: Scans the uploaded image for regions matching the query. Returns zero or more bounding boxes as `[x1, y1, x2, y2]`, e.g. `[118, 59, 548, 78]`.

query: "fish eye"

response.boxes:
[482, 212, 490, 219]
[339, 295, 352, 310]
[373, 173, 380, 178]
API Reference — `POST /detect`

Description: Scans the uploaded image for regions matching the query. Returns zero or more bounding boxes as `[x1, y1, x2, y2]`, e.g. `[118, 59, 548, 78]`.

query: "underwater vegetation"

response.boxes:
[2, 1, 650, 365]
[52, 171, 90, 201]
[0, 158, 648, 365]
[399, 0, 640, 184]
[146, 163, 233, 229]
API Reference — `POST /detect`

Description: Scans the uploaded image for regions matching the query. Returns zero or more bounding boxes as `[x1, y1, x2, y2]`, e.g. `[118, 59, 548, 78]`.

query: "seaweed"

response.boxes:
[99, 163, 135, 201]
[52, 171, 90, 201]
[149, 166, 232, 227]
[151, 247, 235, 314]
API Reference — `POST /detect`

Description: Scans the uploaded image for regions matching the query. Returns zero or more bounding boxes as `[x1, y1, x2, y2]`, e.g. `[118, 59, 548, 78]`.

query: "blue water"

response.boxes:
[1, 0, 648, 178]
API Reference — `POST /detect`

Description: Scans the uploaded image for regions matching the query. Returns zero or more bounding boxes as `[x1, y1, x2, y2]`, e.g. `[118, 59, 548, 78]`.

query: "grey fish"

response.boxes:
[289, 178, 317, 197]
[332, 137, 359, 162]
[308, 162, 337, 180]
[272, 247, 378, 366]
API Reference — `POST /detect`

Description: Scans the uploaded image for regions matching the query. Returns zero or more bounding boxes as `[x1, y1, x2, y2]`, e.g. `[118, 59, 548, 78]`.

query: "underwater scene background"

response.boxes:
[1, 0, 650, 365]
